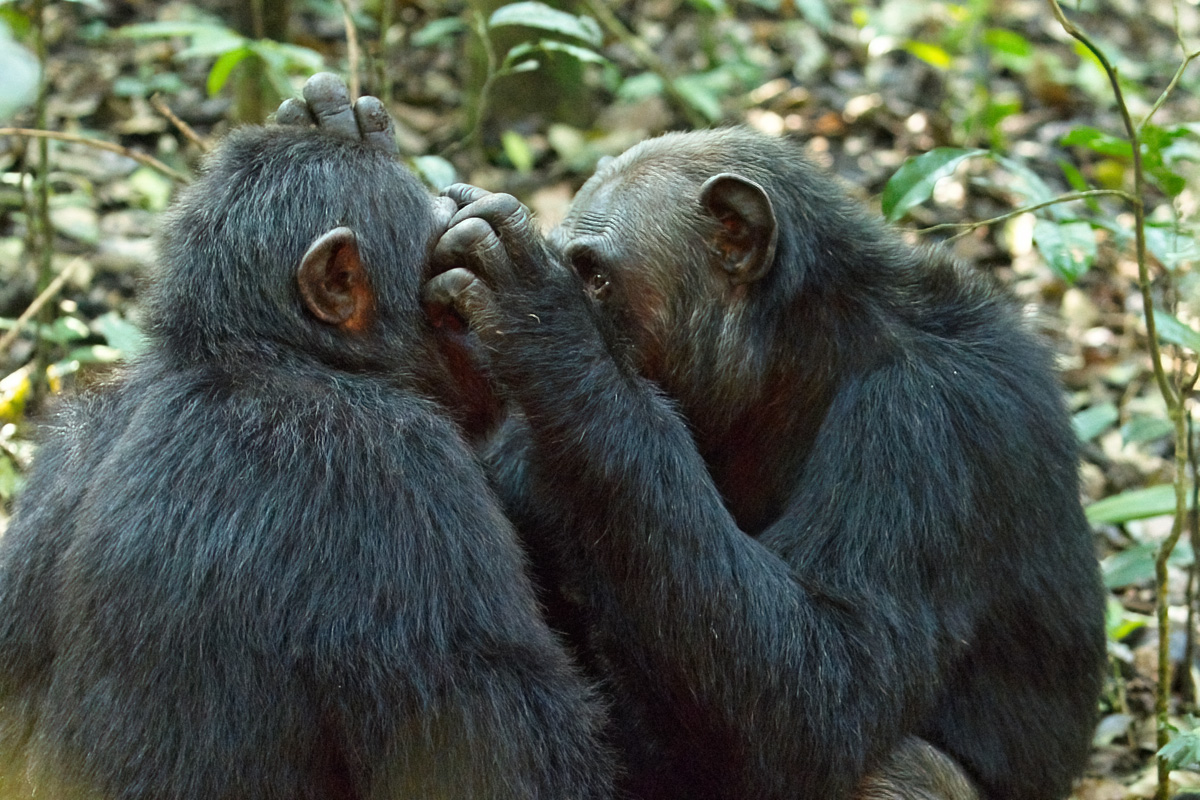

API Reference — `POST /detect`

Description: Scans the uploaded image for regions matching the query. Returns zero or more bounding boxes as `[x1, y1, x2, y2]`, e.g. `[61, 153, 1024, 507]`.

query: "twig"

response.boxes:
[451, 10, 497, 156]
[0, 258, 85, 355]
[578, 0, 707, 129]
[149, 93, 209, 153]
[0, 127, 190, 183]
[1141, 49, 1200, 129]
[30, 0, 52, 395]
[1047, 0, 1167, 406]
[917, 190, 1134, 236]
[339, 0, 361, 99]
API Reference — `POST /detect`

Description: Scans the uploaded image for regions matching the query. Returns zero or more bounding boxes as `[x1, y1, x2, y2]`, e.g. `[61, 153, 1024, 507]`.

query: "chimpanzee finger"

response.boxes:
[274, 98, 315, 127]
[432, 217, 519, 288]
[448, 193, 547, 272]
[302, 73, 359, 140]
[432, 196, 458, 235]
[353, 97, 397, 154]
[442, 183, 493, 210]
[422, 268, 497, 328]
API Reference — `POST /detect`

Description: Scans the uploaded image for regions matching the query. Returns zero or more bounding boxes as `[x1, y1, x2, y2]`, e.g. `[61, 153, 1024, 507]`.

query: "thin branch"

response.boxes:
[449, 10, 498, 156]
[1141, 48, 1200, 130]
[0, 127, 190, 183]
[149, 93, 209, 152]
[0, 258, 85, 355]
[339, 0, 361, 99]
[917, 190, 1134, 236]
[1047, 0, 1170, 407]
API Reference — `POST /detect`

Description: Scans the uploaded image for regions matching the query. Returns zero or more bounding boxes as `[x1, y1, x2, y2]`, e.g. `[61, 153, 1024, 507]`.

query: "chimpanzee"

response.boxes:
[423, 127, 1107, 800]
[0, 126, 614, 800]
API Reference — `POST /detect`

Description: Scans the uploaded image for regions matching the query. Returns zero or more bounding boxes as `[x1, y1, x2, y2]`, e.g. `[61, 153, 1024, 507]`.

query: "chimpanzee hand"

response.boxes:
[425, 184, 584, 343]
[275, 73, 396, 154]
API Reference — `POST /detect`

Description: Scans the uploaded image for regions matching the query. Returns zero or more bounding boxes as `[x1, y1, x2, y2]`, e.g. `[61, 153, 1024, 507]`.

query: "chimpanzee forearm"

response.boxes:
[493, 311, 955, 797]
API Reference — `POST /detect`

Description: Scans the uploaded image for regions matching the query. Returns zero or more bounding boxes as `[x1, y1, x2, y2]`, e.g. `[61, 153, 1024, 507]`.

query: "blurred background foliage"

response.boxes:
[0, 0, 1197, 796]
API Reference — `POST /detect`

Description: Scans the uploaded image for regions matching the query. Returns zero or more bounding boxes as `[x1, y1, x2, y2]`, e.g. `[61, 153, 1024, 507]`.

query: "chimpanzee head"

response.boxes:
[556, 129, 843, 417]
[148, 126, 454, 376]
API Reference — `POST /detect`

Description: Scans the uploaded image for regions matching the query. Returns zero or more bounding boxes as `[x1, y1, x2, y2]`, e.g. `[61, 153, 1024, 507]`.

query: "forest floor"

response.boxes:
[1, 0, 1198, 797]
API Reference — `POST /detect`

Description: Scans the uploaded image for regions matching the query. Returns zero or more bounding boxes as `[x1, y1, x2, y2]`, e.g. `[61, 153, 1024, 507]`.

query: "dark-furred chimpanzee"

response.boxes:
[423, 128, 1107, 800]
[0, 126, 614, 800]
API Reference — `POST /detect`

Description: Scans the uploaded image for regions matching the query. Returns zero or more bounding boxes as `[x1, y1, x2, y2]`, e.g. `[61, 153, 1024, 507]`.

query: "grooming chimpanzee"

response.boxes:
[0, 126, 614, 800]
[424, 128, 1106, 800]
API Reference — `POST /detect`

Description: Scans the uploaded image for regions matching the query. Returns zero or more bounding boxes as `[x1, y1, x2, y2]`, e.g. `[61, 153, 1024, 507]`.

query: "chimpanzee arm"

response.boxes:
[426, 193, 1016, 797]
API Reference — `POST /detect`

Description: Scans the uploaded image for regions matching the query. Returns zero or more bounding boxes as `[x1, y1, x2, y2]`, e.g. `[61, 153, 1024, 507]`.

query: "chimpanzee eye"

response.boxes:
[569, 248, 612, 301]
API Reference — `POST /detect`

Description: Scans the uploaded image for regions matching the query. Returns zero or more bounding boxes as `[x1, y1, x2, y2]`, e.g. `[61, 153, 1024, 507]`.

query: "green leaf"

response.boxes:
[127, 167, 174, 212]
[410, 155, 457, 191]
[252, 39, 325, 71]
[993, 155, 1059, 210]
[904, 41, 952, 70]
[1160, 728, 1200, 771]
[501, 39, 606, 73]
[1056, 159, 1100, 213]
[0, 20, 37, 122]
[1101, 542, 1193, 589]
[1106, 595, 1146, 639]
[40, 315, 90, 345]
[1121, 415, 1173, 445]
[1033, 218, 1096, 282]
[1153, 309, 1200, 352]
[881, 148, 985, 221]
[541, 38, 606, 63]
[793, 0, 833, 32]
[206, 47, 253, 96]
[488, 2, 602, 47]
[675, 74, 723, 122]
[503, 58, 541, 75]
[1072, 402, 1117, 442]
[93, 312, 146, 359]
[501, 130, 535, 174]
[1144, 222, 1200, 271]
[1061, 126, 1133, 159]
[617, 72, 663, 102]
[118, 21, 224, 38]
[412, 17, 468, 47]
[1087, 484, 1192, 525]
[983, 28, 1032, 59]
[66, 344, 124, 364]
[174, 28, 247, 60]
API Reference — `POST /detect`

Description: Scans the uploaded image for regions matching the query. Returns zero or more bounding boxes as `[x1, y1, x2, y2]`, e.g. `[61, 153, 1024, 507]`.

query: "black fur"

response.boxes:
[0, 127, 612, 800]
[430, 128, 1106, 800]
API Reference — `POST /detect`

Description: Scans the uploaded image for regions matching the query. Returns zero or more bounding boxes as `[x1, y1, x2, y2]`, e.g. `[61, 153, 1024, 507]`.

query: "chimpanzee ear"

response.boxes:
[297, 227, 375, 332]
[699, 173, 778, 285]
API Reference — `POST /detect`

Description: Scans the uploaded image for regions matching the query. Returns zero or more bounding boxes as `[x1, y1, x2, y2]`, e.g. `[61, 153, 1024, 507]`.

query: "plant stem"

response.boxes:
[917, 189, 1135, 236]
[0, 128, 190, 183]
[30, 0, 52, 400]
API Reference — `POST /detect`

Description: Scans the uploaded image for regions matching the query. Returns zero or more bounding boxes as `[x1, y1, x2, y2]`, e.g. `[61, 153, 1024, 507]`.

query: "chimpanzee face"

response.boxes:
[553, 140, 777, 390]
[554, 163, 723, 377]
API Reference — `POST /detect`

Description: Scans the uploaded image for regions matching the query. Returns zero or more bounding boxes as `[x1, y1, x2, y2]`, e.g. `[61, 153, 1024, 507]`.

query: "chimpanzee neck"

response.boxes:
[692, 367, 828, 537]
